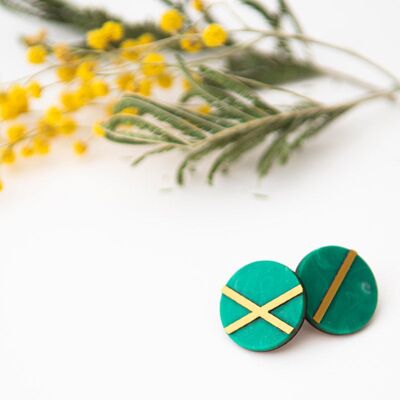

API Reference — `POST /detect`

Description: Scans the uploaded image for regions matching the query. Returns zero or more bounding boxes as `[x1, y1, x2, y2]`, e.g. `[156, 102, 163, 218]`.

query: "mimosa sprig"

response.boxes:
[0, 0, 398, 191]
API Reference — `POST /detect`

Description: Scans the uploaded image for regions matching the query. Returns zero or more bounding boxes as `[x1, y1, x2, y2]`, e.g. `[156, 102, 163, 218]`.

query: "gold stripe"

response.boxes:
[313, 250, 357, 324]
[264, 285, 303, 312]
[222, 284, 303, 335]
[224, 311, 259, 335]
[224, 303, 295, 335]
[260, 313, 294, 335]
[222, 286, 260, 313]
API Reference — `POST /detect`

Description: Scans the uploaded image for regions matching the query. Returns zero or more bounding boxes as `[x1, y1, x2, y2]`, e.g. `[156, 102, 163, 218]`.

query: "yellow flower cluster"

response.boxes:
[192, 0, 205, 12]
[160, 9, 184, 33]
[201, 23, 227, 47]
[0, 83, 33, 120]
[1, 20, 183, 190]
[24, 29, 47, 46]
[87, 21, 124, 50]
[141, 53, 166, 76]
[159, 9, 227, 52]
[197, 104, 212, 115]
[73, 140, 87, 155]
[180, 32, 203, 53]
[27, 45, 47, 64]
[119, 33, 155, 61]
[1, 7, 231, 191]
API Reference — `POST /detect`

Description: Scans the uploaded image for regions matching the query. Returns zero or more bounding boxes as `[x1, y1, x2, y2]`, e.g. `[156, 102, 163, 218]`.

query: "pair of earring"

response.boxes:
[220, 245, 378, 352]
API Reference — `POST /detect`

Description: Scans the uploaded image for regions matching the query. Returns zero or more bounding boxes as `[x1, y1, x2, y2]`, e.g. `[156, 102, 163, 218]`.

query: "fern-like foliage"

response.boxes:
[227, 49, 320, 85]
[230, 1, 317, 83]
[104, 61, 353, 184]
[0, 0, 168, 39]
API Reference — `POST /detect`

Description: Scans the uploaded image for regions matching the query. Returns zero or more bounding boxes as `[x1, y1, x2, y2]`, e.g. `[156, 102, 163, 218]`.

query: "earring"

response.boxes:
[296, 245, 378, 335]
[220, 260, 305, 352]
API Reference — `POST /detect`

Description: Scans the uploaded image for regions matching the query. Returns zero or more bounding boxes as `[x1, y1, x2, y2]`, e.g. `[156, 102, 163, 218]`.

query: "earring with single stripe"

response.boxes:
[296, 245, 378, 335]
[220, 261, 306, 352]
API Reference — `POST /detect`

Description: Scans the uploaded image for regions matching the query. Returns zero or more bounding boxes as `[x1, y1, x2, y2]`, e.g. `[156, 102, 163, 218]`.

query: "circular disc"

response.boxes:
[296, 245, 378, 335]
[220, 261, 305, 352]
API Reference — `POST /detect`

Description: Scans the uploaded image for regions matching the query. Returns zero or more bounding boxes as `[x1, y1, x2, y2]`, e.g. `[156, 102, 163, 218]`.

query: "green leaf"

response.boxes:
[177, 56, 259, 122]
[105, 114, 187, 145]
[199, 65, 278, 114]
[103, 63, 355, 185]
[114, 96, 207, 139]
[227, 50, 321, 85]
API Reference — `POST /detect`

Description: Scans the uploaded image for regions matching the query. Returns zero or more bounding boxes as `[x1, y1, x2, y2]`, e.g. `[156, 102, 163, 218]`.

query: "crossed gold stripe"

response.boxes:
[313, 250, 358, 324]
[222, 284, 303, 335]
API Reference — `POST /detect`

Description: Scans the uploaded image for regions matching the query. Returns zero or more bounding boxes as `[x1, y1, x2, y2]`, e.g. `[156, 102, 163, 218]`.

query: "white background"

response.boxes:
[1, 1, 399, 399]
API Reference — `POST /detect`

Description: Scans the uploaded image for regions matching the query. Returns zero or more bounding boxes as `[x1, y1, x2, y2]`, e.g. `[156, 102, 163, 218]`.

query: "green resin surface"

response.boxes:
[296, 246, 378, 335]
[220, 261, 305, 352]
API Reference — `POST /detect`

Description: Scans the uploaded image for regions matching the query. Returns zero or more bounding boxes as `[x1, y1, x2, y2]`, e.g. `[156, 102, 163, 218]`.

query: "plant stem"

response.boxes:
[314, 64, 397, 101]
[234, 75, 321, 104]
[345, 86, 400, 107]
[189, 86, 400, 149]
[188, 35, 266, 66]
[236, 29, 400, 87]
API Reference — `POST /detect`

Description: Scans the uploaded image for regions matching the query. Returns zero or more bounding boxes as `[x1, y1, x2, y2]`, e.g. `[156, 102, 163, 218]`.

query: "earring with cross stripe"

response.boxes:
[220, 260, 306, 352]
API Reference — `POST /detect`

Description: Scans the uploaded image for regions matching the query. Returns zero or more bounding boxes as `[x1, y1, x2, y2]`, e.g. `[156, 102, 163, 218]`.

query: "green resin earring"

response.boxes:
[220, 261, 306, 352]
[296, 245, 378, 335]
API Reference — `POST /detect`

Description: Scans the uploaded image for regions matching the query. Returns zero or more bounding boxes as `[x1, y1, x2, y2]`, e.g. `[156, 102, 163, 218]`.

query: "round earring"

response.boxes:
[220, 260, 306, 352]
[296, 245, 378, 335]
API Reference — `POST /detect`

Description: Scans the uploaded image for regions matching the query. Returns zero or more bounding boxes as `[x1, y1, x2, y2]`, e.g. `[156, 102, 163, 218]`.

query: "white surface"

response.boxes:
[0, 1, 399, 399]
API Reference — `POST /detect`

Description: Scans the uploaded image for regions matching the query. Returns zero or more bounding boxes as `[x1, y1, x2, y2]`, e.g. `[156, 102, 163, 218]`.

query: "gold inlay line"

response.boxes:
[222, 284, 303, 335]
[313, 250, 358, 324]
